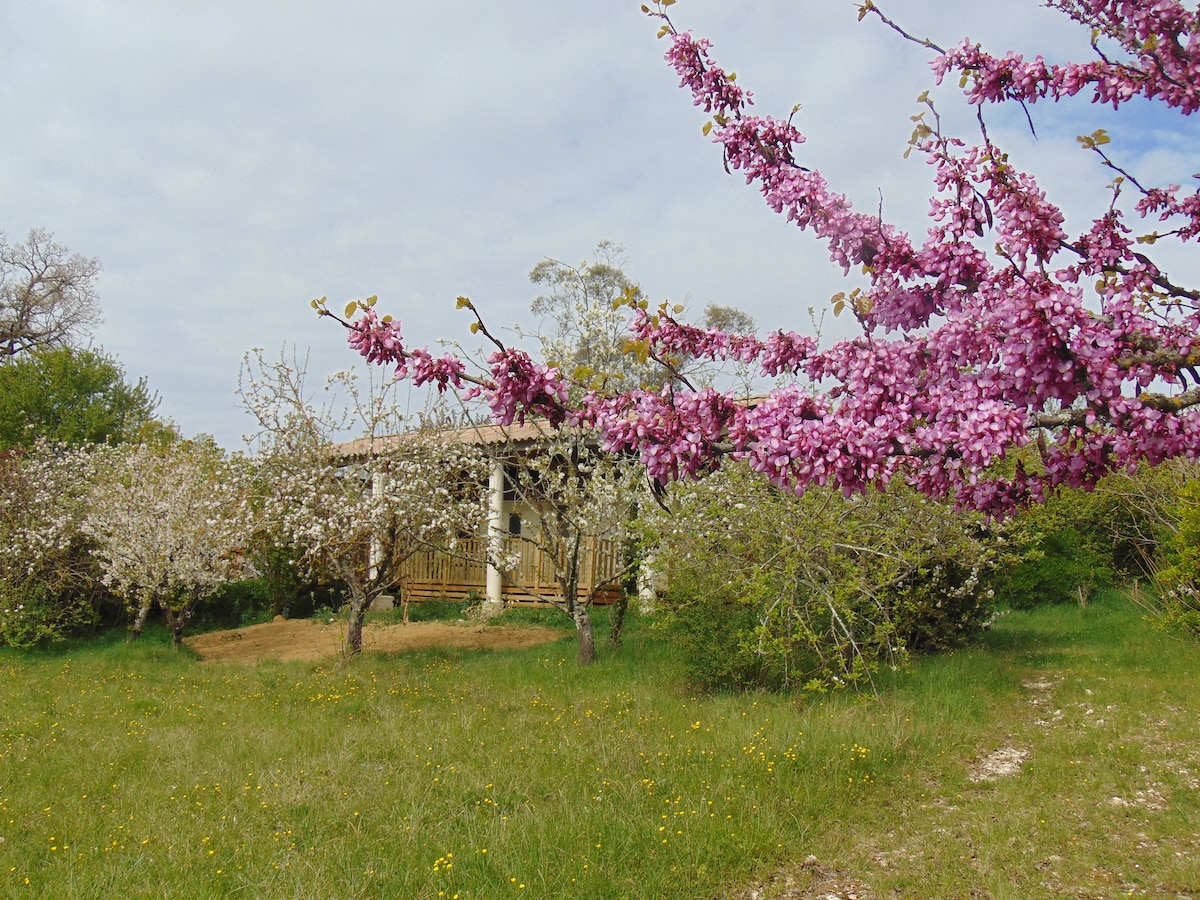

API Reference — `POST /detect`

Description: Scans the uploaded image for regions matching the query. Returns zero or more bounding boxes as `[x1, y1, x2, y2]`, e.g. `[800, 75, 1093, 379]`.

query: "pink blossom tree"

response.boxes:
[322, 2, 1200, 516]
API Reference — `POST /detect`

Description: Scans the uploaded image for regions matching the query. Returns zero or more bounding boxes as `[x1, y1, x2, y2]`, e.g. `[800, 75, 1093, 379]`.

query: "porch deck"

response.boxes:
[400, 537, 623, 606]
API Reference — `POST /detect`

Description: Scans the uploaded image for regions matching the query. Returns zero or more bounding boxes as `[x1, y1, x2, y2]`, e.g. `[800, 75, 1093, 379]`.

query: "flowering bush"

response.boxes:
[0, 443, 101, 647]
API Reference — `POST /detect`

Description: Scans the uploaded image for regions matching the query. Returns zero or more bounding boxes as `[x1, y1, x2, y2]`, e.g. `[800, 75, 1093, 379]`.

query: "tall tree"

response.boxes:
[0, 347, 159, 448]
[323, 3, 1200, 517]
[527, 240, 664, 393]
[0, 229, 101, 359]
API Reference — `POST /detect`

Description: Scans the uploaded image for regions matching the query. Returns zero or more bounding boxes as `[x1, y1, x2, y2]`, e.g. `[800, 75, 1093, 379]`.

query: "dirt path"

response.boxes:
[184, 618, 567, 664]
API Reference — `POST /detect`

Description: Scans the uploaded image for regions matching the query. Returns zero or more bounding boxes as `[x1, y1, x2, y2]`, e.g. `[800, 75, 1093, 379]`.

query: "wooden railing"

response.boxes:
[400, 537, 624, 606]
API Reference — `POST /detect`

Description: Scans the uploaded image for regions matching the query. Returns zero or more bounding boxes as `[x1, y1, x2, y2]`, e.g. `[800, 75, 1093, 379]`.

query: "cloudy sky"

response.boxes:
[3, 1, 1196, 449]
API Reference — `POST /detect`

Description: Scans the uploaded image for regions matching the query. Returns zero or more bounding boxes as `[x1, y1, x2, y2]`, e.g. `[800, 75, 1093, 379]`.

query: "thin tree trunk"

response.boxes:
[161, 601, 191, 650]
[610, 503, 638, 649]
[608, 590, 629, 649]
[127, 601, 151, 641]
[337, 565, 371, 657]
[573, 602, 596, 665]
[345, 596, 367, 656]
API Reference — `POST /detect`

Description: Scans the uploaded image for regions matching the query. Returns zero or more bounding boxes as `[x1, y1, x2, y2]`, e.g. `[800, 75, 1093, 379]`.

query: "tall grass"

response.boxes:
[0, 592, 1197, 898]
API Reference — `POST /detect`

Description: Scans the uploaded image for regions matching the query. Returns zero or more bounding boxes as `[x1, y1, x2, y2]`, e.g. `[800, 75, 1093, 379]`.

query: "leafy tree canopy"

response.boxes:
[0, 346, 160, 449]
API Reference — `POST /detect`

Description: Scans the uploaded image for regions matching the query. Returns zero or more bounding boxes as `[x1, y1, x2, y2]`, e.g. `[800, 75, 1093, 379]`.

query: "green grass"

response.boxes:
[0, 591, 1198, 898]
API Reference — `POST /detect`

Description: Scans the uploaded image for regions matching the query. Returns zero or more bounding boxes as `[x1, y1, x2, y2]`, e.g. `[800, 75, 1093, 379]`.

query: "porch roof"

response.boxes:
[331, 419, 557, 462]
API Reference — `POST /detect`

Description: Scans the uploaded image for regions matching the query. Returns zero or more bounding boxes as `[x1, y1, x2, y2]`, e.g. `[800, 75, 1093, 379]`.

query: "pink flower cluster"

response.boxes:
[346, 309, 405, 366]
[590, 386, 739, 483]
[483, 349, 569, 427]
[628, 306, 816, 376]
[933, 0, 1200, 113]
[339, 6, 1200, 516]
[347, 309, 466, 393]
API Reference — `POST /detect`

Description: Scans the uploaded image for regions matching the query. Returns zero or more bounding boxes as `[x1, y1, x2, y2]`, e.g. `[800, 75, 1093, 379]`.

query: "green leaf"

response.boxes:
[344, 301, 358, 318]
[456, 296, 472, 309]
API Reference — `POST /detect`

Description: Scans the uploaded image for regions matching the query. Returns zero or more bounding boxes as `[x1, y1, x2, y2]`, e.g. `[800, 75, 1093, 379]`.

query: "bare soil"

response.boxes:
[184, 617, 566, 664]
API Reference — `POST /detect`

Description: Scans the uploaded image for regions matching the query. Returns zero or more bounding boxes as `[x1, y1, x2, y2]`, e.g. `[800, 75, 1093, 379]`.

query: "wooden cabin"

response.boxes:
[333, 421, 625, 610]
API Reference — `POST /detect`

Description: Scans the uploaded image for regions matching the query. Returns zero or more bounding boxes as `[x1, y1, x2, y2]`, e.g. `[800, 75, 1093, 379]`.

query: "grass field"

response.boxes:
[1, 591, 1198, 899]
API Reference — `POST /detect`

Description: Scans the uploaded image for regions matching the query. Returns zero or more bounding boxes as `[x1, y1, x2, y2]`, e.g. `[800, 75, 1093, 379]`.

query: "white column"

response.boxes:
[369, 469, 384, 583]
[483, 458, 506, 616]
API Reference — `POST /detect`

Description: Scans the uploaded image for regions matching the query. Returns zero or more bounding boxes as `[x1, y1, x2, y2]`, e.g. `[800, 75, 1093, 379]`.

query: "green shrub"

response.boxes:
[1156, 583, 1200, 637]
[992, 521, 1109, 609]
[642, 464, 996, 692]
[0, 579, 98, 648]
[661, 596, 786, 691]
[988, 457, 1194, 611]
[1150, 478, 1200, 637]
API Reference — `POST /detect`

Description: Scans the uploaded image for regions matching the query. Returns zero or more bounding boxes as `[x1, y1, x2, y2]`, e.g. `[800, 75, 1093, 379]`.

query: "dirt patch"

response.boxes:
[726, 855, 874, 900]
[969, 745, 1029, 782]
[184, 618, 567, 664]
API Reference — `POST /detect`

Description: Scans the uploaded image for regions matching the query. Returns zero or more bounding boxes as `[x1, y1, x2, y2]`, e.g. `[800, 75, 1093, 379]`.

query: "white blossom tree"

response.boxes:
[240, 348, 490, 657]
[83, 438, 251, 648]
[495, 426, 647, 665]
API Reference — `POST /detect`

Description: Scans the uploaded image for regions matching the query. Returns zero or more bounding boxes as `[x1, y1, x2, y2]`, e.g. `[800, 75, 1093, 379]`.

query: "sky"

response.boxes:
[3, 1, 1197, 449]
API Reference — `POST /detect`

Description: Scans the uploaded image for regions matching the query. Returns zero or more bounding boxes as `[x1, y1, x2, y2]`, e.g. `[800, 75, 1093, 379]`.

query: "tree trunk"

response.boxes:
[336, 565, 372, 658]
[573, 602, 596, 666]
[345, 590, 369, 657]
[607, 590, 629, 649]
[610, 505, 638, 649]
[127, 601, 151, 641]
[161, 601, 190, 650]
